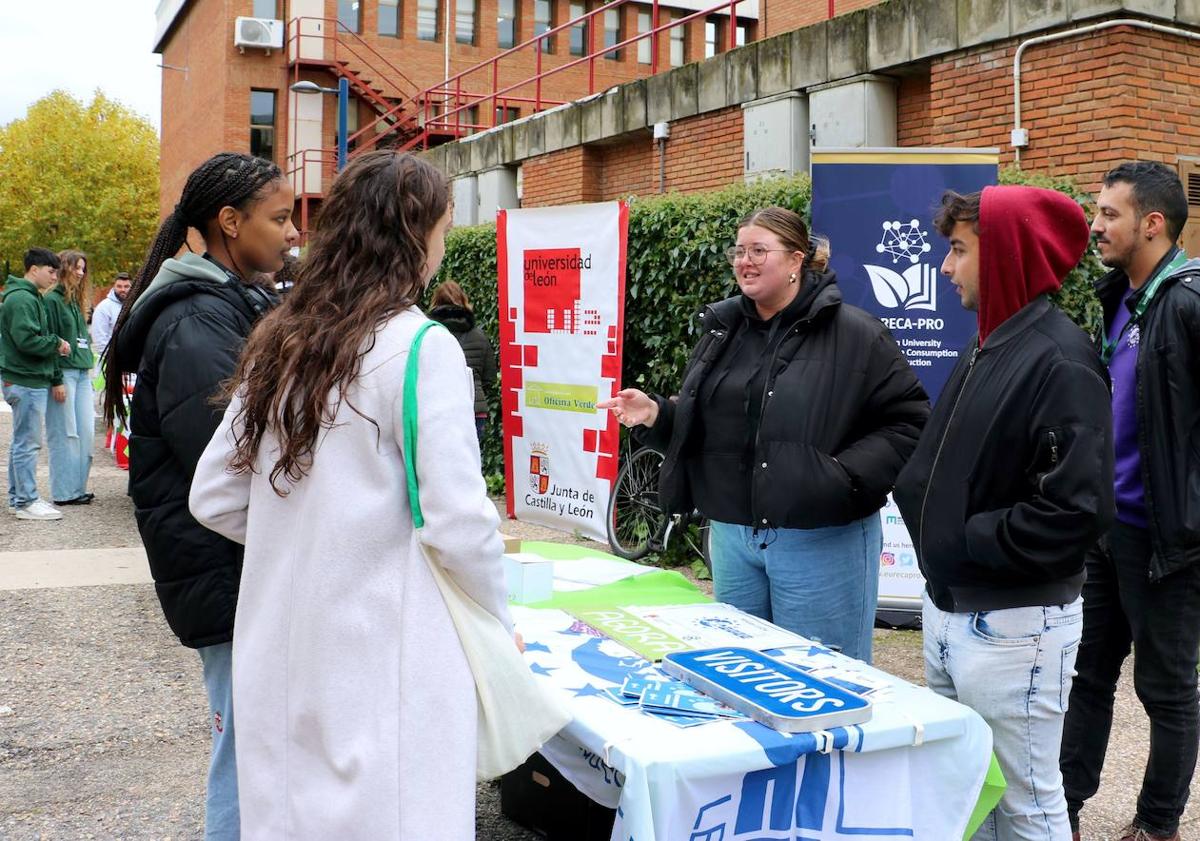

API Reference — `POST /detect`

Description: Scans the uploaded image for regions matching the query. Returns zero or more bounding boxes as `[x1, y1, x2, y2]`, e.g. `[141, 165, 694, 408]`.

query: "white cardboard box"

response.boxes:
[502, 552, 554, 604]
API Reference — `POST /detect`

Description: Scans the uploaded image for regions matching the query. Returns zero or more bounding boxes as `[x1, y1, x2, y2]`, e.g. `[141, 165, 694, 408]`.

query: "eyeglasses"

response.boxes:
[724, 245, 794, 265]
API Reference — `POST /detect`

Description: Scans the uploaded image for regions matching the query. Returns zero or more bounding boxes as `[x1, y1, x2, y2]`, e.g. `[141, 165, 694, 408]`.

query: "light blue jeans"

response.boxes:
[708, 513, 882, 663]
[46, 367, 94, 502]
[197, 642, 239, 840]
[3, 382, 48, 509]
[923, 593, 1083, 841]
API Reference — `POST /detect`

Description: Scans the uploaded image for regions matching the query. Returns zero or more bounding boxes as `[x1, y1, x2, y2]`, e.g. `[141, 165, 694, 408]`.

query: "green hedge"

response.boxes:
[429, 168, 1104, 491]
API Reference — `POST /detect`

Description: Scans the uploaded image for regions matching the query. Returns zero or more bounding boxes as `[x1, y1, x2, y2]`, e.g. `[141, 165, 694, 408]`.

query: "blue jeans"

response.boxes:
[46, 367, 94, 502]
[708, 513, 882, 663]
[1062, 522, 1200, 836]
[197, 642, 239, 840]
[924, 593, 1083, 841]
[3, 382, 48, 509]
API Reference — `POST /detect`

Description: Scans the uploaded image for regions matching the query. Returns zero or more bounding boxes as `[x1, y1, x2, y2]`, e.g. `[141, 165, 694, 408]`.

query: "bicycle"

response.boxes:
[606, 440, 711, 570]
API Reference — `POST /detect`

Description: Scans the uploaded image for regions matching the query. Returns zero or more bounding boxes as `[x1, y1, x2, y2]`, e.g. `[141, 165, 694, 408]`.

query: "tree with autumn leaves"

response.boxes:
[0, 90, 158, 290]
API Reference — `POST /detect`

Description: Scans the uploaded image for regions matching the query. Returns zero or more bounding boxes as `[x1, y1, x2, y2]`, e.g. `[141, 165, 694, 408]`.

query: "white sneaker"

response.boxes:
[14, 500, 63, 521]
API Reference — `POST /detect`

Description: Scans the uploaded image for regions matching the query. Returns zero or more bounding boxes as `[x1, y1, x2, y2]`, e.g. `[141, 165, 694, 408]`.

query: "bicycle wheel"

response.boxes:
[607, 446, 668, 560]
[680, 514, 712, 575]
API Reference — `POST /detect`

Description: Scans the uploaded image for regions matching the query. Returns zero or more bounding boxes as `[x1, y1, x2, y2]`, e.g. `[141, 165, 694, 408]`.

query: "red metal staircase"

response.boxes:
[285, 0, 745, 237]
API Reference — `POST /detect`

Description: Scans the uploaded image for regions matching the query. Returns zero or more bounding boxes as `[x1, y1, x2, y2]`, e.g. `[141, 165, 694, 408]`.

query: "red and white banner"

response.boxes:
[497, 202, 628, 541]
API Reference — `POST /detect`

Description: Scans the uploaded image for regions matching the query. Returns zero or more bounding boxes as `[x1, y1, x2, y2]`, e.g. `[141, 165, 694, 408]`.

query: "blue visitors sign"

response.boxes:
[661, 647, 872, 733]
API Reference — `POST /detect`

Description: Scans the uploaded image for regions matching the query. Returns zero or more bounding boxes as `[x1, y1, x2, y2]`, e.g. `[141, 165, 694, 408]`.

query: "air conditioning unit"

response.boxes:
[234, 16, 284, 53]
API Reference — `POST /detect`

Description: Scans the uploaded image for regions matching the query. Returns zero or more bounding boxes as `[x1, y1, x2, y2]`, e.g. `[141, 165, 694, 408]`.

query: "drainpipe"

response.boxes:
[444, 0, 451, 81]
[1013, 17, 1200, 167]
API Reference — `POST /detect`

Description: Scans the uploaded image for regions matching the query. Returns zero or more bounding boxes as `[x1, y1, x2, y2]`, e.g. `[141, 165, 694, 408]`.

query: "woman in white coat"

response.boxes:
[189, 152, 514, 839]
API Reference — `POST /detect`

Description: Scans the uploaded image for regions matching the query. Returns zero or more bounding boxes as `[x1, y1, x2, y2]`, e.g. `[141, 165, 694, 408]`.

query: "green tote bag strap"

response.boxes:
[403, 320, 446, 529]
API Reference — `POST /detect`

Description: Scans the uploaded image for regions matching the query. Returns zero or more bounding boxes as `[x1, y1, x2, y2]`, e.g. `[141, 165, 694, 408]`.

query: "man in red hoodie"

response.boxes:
[893, 185, 1115, 840]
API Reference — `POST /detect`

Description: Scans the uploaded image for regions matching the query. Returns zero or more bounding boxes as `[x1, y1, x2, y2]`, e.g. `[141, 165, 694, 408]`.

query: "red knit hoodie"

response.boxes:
[977, 185, 1090, 345]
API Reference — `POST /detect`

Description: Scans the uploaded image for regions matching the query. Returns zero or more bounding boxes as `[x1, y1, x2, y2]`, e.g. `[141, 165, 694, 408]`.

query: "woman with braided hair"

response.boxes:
[104, 152, 297, 841]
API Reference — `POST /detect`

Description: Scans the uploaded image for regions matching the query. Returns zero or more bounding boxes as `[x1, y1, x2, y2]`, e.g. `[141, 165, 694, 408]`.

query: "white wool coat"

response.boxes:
[190, 309, 511, 840]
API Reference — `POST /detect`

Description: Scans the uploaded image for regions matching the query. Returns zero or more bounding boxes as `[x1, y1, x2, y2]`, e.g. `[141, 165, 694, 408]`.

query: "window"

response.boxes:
[495, 105, 520, 124]
[670, 15, 686, 67]
[459, 105, 480, 136]
[534, 0, 554, 52]
[345, 103, 360, 152]
[736, 20, 749, 47]
[250, 90, 276, 163]
[569, 2, 588, 56]
[337, 0, 360, 32]
[497, 0, 517, 48]
[636, 11, 650, 64]
[415, 0, 438, 40]
[455, 0, 476, 44]
[252, 0, 278, 19]
[603, 8, 621, 60]
[379, 0, 400, 36]
[704, 17, 720, 58]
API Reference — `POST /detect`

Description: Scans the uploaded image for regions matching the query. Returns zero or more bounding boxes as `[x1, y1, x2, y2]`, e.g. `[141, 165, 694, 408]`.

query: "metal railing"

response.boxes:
[423, 0, 741, 138]
[284, 0, 750, 201]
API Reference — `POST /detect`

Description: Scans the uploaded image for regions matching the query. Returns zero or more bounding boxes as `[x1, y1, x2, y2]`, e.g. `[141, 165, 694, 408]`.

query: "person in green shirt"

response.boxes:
[44, 249, 96, 505]
[2, 248, 70, 520]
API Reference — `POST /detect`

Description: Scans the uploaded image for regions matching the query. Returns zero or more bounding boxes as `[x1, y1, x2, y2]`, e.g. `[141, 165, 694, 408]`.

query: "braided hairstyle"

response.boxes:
[103, 153, 283, 424]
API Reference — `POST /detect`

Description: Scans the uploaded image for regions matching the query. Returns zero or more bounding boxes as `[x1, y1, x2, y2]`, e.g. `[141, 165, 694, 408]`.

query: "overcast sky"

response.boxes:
[0, 1, 162, 131]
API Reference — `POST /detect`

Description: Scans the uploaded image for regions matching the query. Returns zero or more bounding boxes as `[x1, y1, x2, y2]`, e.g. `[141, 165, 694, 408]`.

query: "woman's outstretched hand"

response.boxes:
[596, 389, 659, 428]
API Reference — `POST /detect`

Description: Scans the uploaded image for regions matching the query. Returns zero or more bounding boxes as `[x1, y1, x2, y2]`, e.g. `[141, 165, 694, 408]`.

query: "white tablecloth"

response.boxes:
[512, 602, 993, 841]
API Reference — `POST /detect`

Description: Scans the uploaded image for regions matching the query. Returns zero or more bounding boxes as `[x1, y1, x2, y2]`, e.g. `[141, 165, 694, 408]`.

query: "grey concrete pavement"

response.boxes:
[0, 410, 1193, 839]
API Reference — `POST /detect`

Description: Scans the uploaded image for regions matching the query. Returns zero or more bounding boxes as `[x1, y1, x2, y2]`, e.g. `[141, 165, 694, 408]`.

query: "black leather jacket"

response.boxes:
[1095, 249, 1200, 580]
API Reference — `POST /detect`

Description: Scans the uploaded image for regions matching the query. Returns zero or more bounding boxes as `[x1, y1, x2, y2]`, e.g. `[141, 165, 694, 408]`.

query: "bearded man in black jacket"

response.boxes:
[1060, 162, 1200, 841]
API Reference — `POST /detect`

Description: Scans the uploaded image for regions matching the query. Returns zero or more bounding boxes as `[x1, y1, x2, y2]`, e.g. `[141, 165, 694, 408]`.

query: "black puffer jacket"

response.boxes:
[113, 253, 276, 648]
[639, 270, 930, 530]
[429, 304, 497, 415]
[1095, 251, 1200, 579]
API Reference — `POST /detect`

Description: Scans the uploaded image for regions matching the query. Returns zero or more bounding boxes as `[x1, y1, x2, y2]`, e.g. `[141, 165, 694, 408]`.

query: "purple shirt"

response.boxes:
[1107, 287, 1148, 528]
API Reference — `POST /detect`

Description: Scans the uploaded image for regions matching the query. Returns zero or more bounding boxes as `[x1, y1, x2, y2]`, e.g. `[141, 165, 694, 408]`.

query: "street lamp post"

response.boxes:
[289, 79, 350, 172]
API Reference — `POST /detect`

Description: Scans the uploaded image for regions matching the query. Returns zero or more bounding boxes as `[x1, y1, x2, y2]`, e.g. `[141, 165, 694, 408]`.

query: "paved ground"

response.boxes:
[0, 411, 1191, 839]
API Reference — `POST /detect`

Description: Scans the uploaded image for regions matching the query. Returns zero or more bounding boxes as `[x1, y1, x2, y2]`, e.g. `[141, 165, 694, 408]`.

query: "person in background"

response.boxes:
[2, 248, 69, 521]
[270, 252, 299, 295]
[599, 207, 929, 664]
[428, 279, 497, 443]
[90, 271, 131, 363]
[44, 249, 96, 506]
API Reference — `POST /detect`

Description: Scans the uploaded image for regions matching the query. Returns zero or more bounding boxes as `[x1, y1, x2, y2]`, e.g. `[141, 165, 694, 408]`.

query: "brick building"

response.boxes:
[152, 0, 768, 225]
[424, 0, 1200, 251]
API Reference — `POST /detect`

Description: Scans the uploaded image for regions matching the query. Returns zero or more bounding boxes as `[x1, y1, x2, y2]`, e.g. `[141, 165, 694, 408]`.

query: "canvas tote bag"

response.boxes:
[402, 320, 572, 780]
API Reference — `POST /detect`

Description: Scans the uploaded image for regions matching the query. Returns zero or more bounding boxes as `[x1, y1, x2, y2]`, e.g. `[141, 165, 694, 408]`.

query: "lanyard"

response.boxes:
[1100, 249, 1189, 365]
